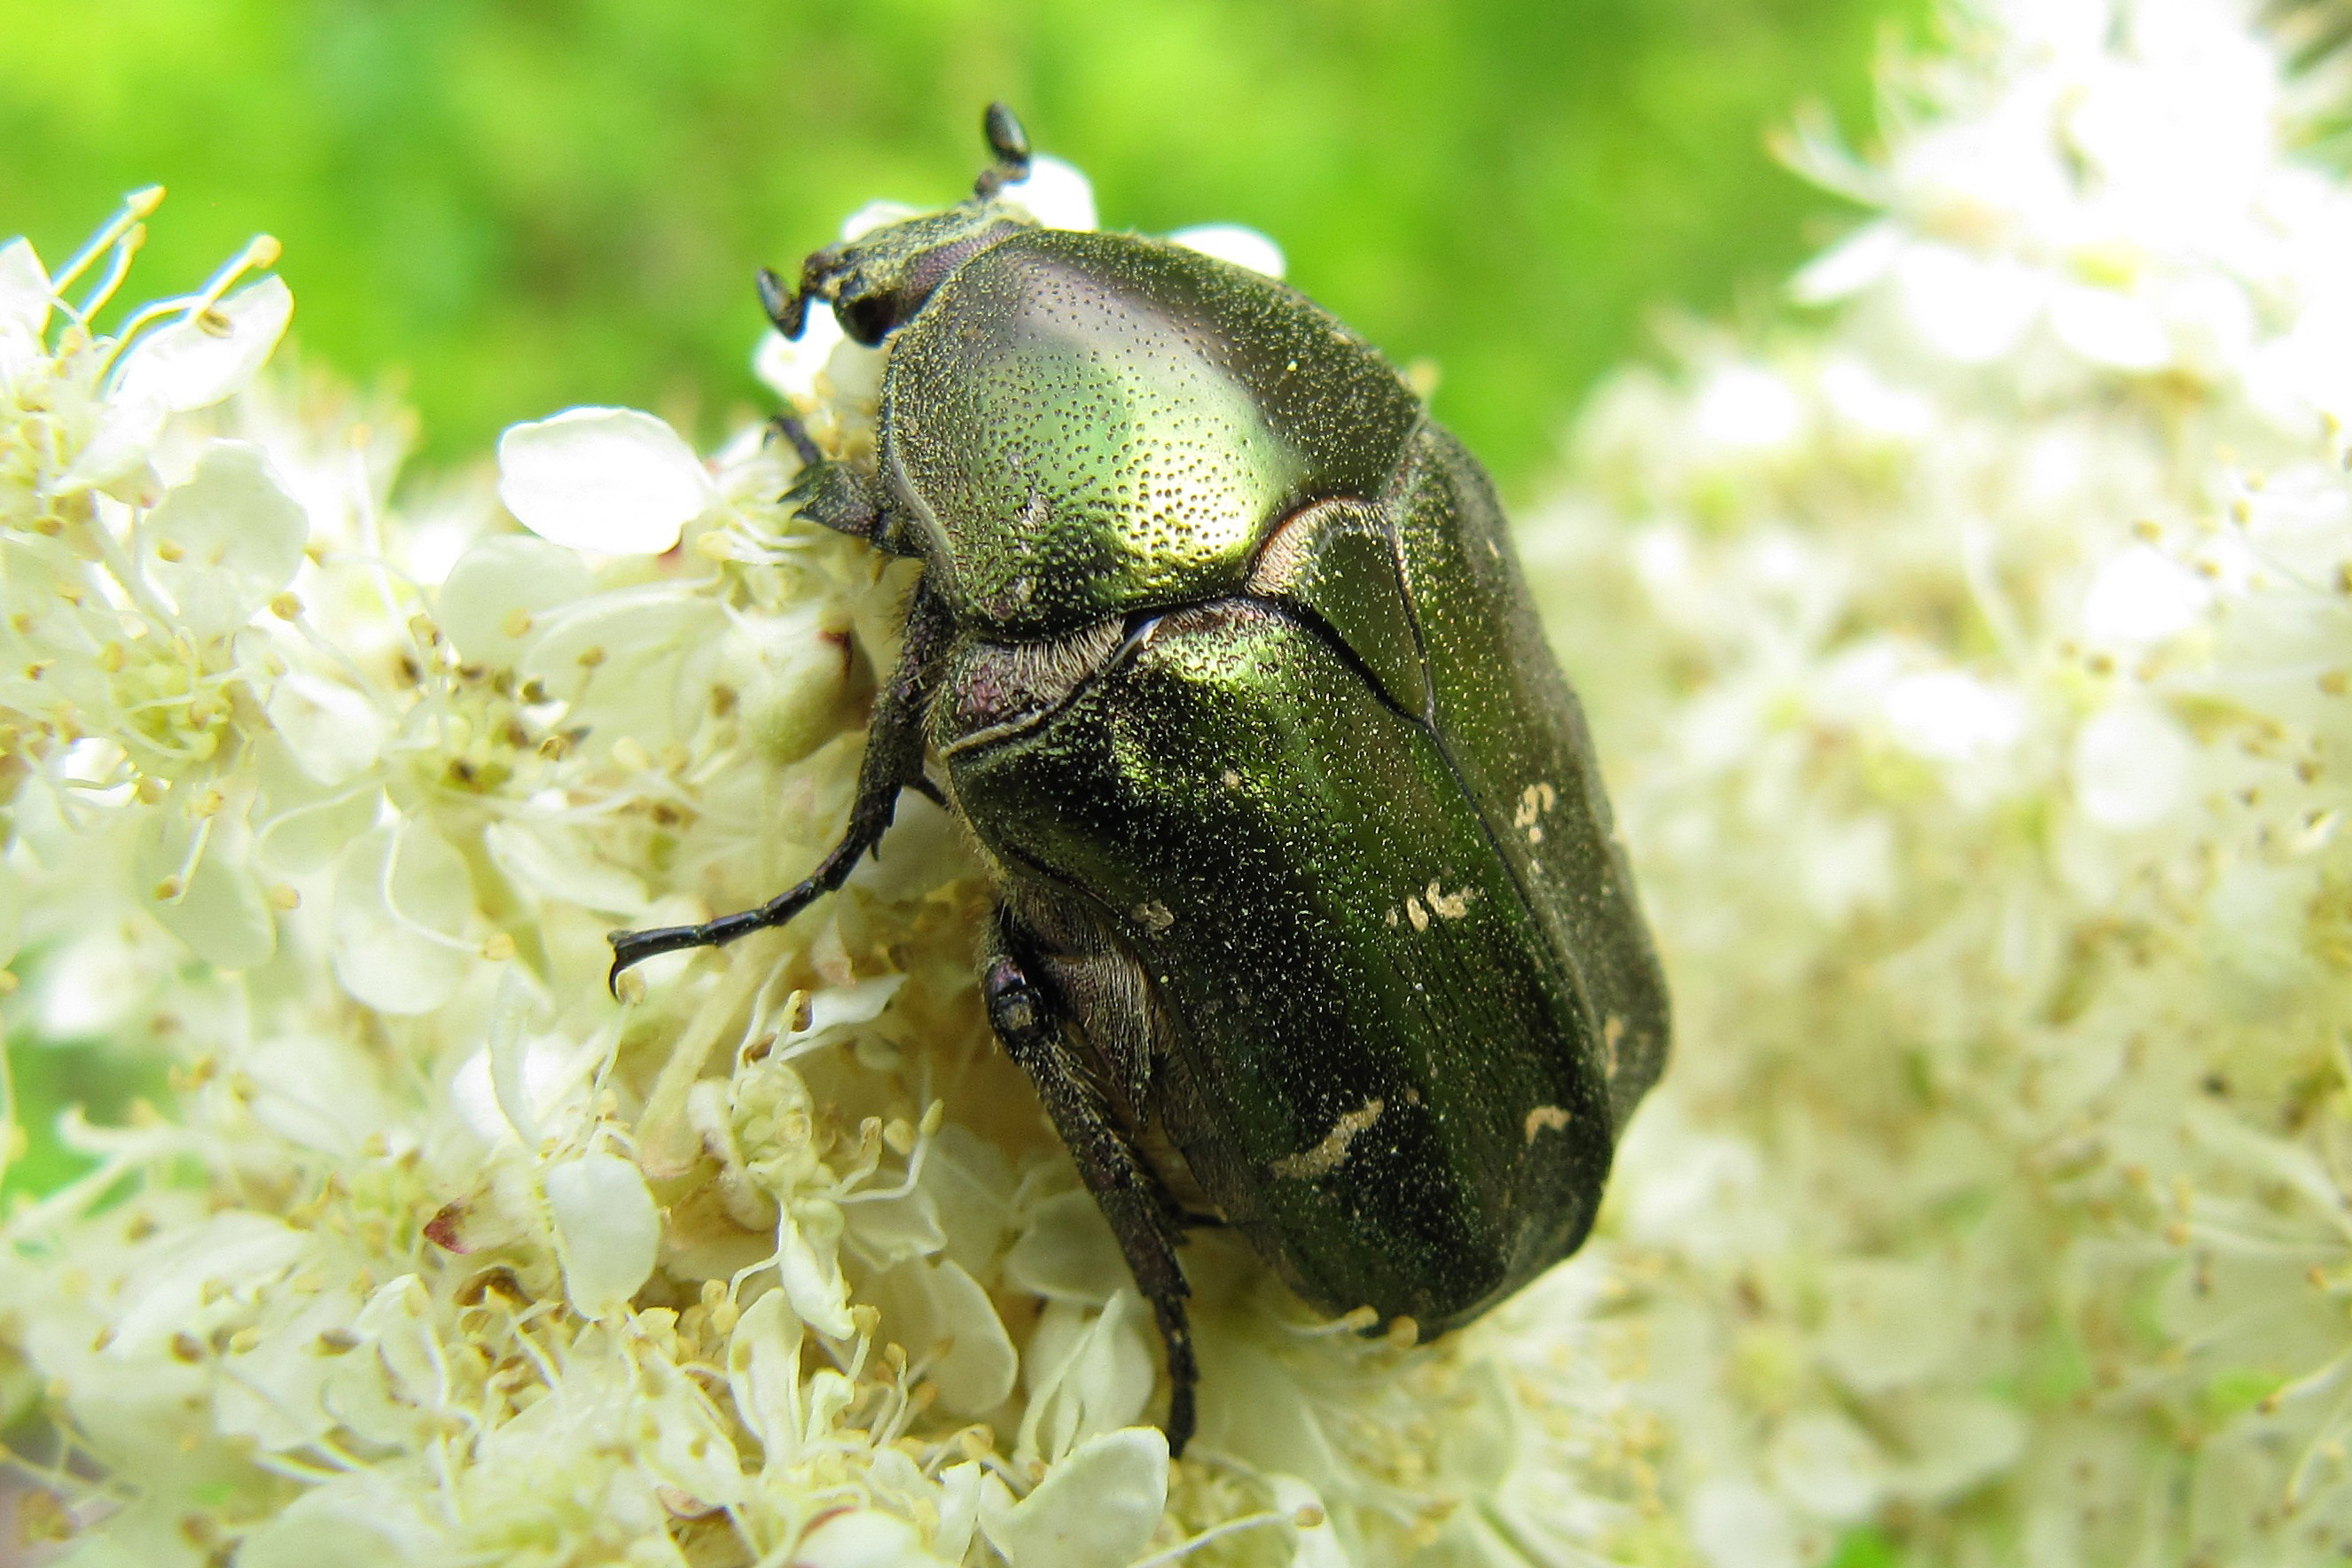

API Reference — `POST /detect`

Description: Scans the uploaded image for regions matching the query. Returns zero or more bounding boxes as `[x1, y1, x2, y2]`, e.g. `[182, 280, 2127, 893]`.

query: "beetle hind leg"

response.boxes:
[983, 915, 1199, 1456]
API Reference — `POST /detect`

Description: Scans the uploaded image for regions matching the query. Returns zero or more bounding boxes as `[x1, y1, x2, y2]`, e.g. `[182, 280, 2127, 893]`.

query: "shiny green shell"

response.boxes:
[879, 227, 1668, 1330]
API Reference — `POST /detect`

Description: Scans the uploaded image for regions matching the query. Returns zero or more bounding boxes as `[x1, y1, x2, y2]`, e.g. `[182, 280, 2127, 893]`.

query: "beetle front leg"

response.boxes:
[606, 581, 952, 993]
[983, 916, 1199, 1458]
[783, 449, 926, 558]
[761, 411, 922, 557]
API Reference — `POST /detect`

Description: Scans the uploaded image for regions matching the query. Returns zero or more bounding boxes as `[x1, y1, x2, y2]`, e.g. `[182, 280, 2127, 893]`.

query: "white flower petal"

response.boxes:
[1790, 218, 1902, 304]
[1003, 1189, 1127, 1304]
[2081, 545, 2209, 646]
[753, 303, 849, 404]
[545, 1152, 660, 1320]
[981, 1426, 1168, 1568]
[327, 823, 471, 1014]
[779, 1204, 858, 1339]
[1690, 1480, 1801, 1568]
[435, 533, 597, 669]
[796, 1509, 951, 1568]
[265, 671, 388, 786]
[1694, 365, 1805, 451]
[2071, 700, 2192, 829]
[131, 812, 277, 971]
[252, 738, 382, 876]
[483, 819, 649, 917]
[1881, 670, 2026, 762]
[726, 1290, 808, 1463]
[1895, 244, 2043, 363]
[1167, 224, 1285, 279]
[1768, 1409, 1887, 1522]
[730, 605, 860, 768]
[240, 1032, 399, 1159]
[1018, 1291, 1156, 1463]
[57, 390, 166, 493]
[496, 407, 712, 554]
[1883, 1395, 2027, 1502]
[0, 237, 51, 339]
[145, 440, 310, 638]
[870, 1258, 1018, 1416]
[1818, 1260, 1957, 1392]
[842, 200, 923, 242]
[1268, 1477, 1348, 1568]
[1004, 156, 1097, 231]
[116, 274, 293, 412]
[934, 1463, 986, 1566]
[229, 1483, 426, 1568]
[2049, 283, 2170, 371]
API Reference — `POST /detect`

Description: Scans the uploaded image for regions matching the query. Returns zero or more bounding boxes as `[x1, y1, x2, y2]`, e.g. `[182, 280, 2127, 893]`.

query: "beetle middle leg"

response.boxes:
[606, 581, 952, 993]
[984, 912, 1199, 1457]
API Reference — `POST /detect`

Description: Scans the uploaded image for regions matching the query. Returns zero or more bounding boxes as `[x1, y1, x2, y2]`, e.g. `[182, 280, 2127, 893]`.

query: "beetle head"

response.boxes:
[761, 103, 1039, 348]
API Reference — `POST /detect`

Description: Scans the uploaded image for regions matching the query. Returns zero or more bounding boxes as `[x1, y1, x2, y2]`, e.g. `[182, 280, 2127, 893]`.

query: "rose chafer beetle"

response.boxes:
[611, 105, 1669, 1456]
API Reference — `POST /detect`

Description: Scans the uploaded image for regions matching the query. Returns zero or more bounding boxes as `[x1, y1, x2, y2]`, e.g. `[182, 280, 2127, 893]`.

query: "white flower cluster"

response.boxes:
[1509, 0, 2352, 1562]
[0, 161, 1528, 1567]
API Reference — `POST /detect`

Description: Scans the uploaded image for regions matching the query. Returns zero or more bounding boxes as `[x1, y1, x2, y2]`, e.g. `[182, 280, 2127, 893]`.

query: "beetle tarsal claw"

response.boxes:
[604, 922, 715, 997]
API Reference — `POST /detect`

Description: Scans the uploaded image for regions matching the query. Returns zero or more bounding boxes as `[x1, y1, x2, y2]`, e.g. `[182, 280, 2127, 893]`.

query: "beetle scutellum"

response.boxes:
[610, 105, 1670, 1457]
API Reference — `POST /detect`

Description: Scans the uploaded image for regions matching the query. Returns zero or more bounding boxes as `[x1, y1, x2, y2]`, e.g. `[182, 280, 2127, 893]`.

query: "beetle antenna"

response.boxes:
[756, 265, 811, 340]
[973, 102, 1033, 199]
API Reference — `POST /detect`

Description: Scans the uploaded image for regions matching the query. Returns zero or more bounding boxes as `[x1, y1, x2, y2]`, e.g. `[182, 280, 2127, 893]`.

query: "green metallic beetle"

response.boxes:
[610, 105, 1669, 1457]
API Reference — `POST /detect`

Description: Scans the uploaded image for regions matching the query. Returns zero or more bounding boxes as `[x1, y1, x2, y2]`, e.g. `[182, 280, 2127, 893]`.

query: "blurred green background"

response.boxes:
[1, 0, 1925, 502]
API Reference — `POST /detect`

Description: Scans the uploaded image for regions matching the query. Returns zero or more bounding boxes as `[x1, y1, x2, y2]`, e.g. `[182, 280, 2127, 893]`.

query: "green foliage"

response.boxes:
[0, 0, 1922, 492]
[1825, 1526, 1903, 1568]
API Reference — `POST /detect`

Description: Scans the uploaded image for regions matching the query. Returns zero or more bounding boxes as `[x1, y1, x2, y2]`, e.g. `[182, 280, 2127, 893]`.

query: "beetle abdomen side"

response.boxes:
[882, 229, 1423, 636]
[942, 598, 1616, 1329]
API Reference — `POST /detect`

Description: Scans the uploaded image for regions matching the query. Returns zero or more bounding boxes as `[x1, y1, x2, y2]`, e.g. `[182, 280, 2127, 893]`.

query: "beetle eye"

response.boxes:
[838, 294, 896, 347]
